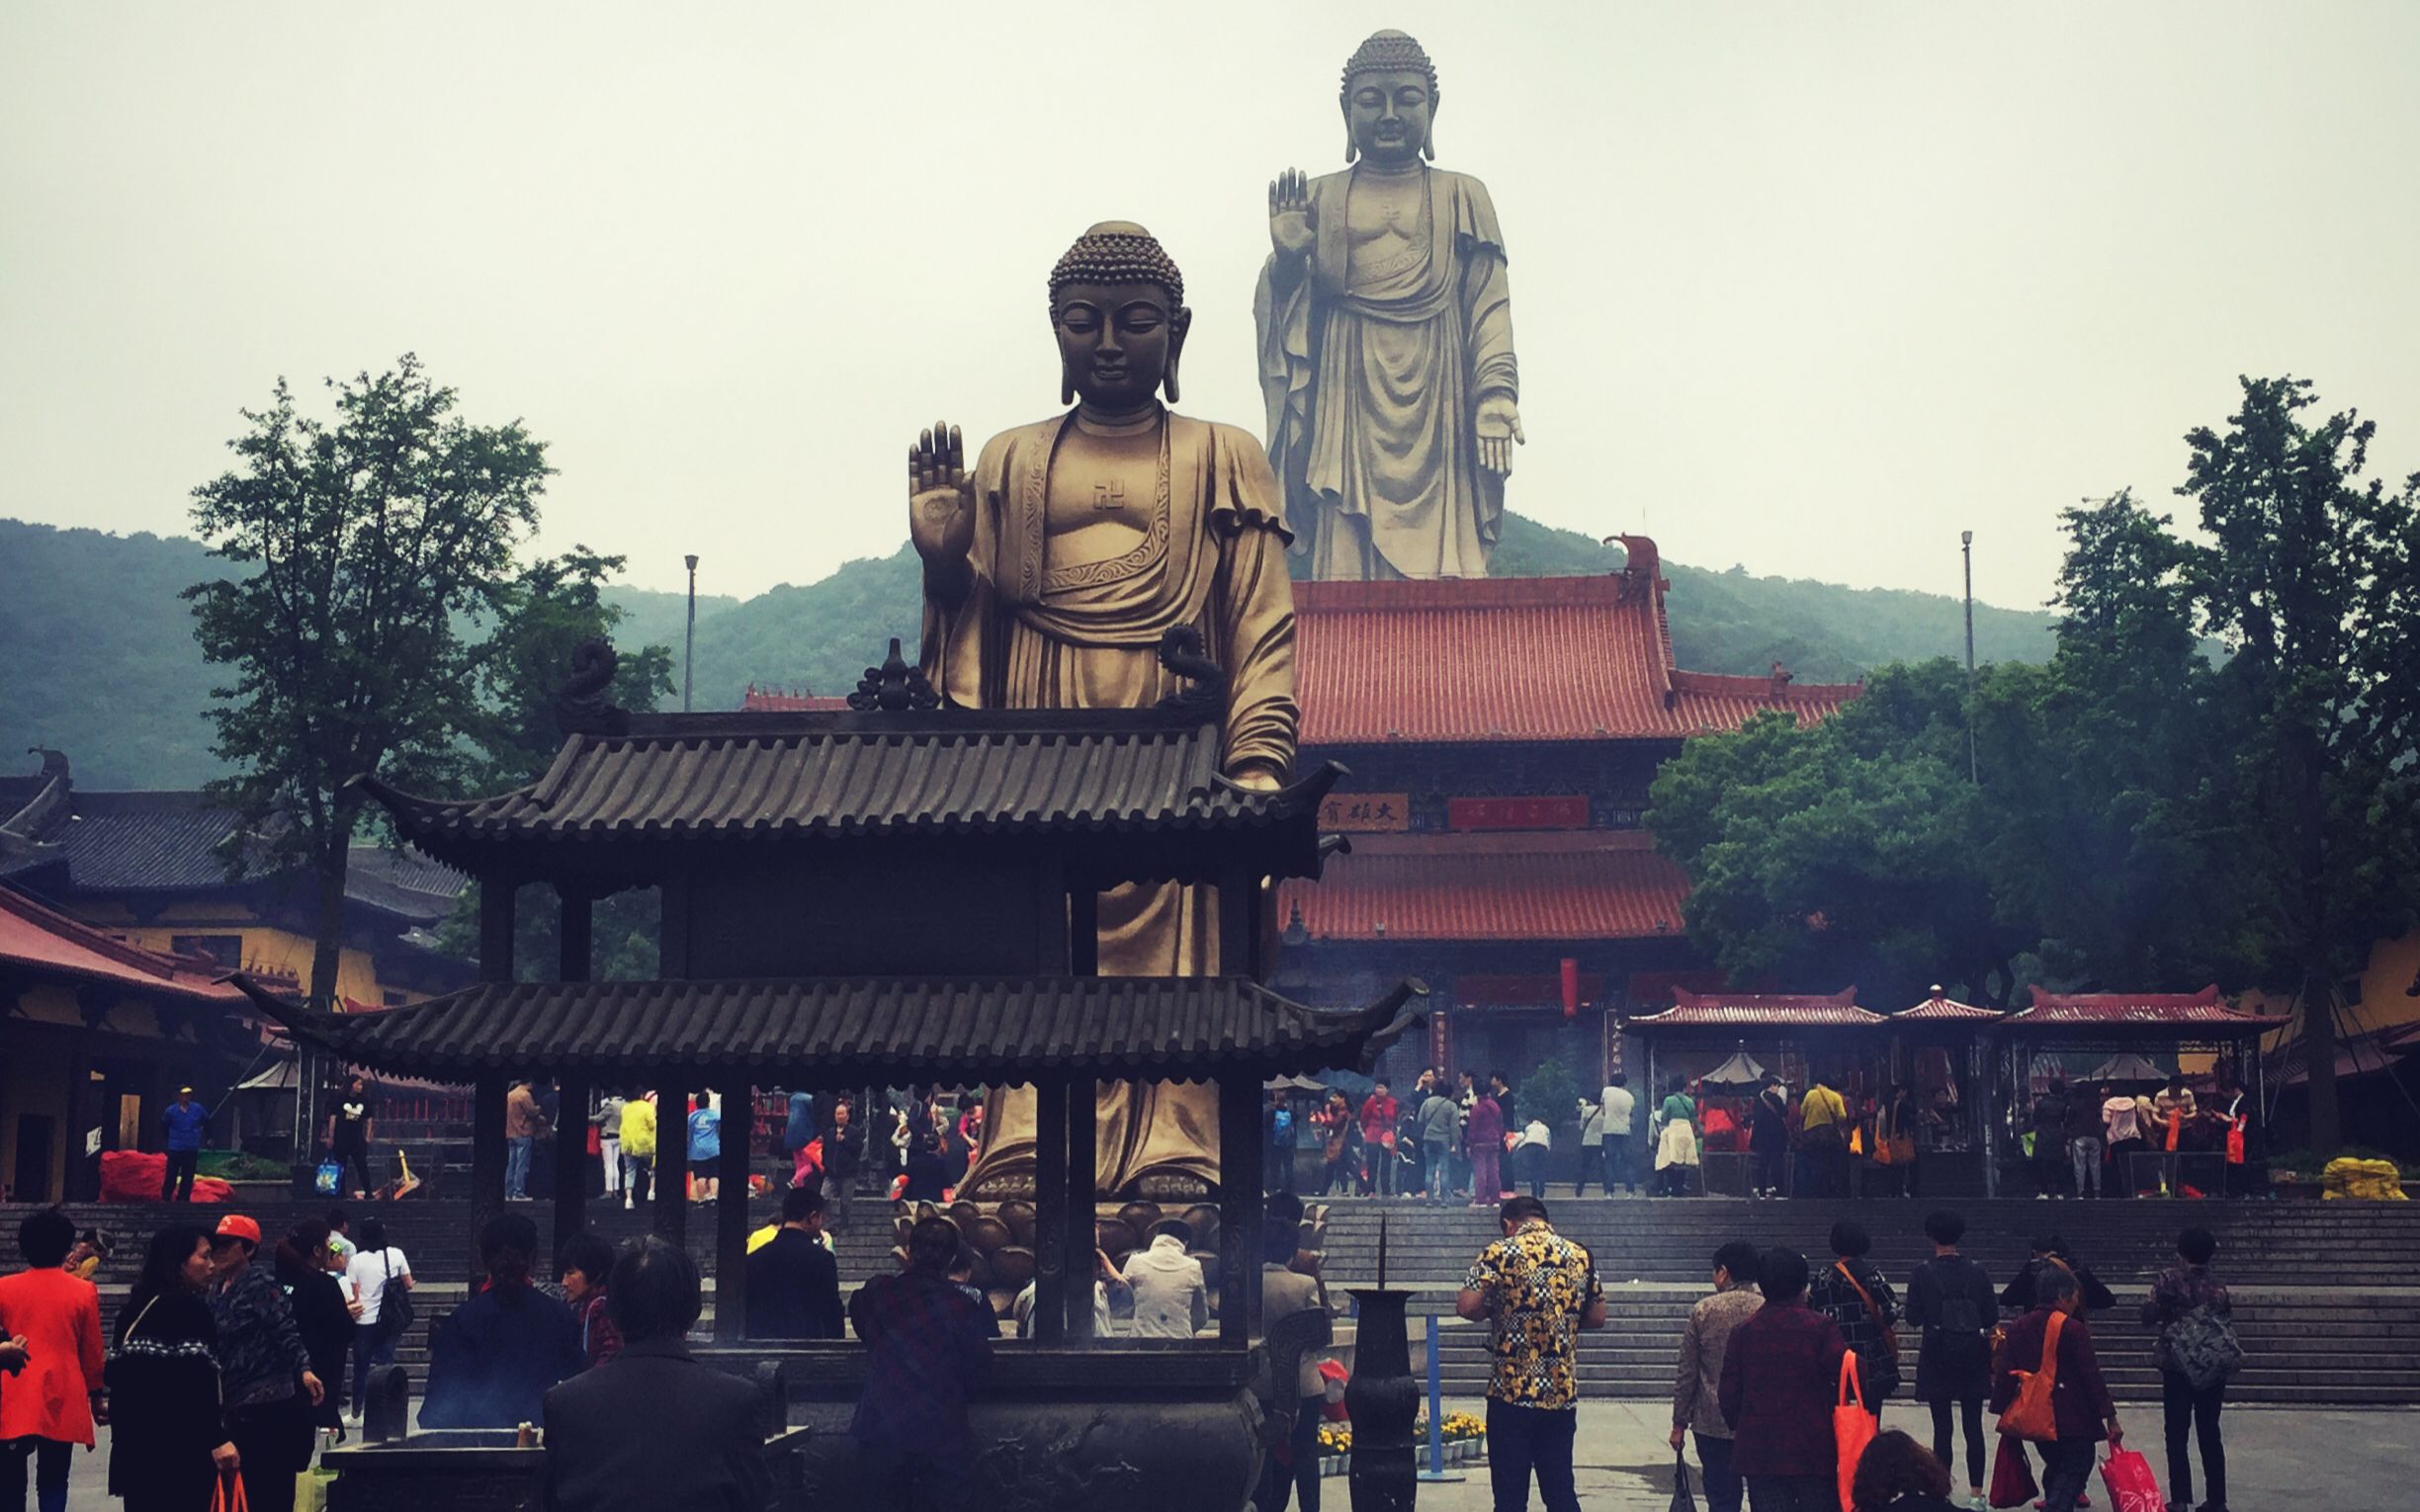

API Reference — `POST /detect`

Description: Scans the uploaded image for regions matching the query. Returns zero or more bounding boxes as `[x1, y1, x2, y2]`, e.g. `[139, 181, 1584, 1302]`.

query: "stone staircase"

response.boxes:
[1315, 1198, 2420, 1406]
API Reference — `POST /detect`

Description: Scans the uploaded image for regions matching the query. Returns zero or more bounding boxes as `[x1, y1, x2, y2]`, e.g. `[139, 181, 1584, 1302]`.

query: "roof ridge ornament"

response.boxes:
[848, 638, 941, 713]
[554, 637, 629, 737]
[1154, 625, 1227, 714]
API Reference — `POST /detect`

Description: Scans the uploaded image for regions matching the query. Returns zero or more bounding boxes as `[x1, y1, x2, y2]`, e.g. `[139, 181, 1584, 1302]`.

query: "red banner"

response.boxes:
[1446, 795, 1590, 830]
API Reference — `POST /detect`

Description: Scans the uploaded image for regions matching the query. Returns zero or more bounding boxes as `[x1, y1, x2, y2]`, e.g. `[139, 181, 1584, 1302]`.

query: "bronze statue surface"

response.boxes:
[911, 220, 1300, 1196]
[1255, 29, 1522, 581]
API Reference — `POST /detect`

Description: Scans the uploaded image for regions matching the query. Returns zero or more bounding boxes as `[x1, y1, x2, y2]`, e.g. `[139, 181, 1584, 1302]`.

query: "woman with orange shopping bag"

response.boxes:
[1990, 1268, 2121, 1512]
[104, 1224, 238, 1512]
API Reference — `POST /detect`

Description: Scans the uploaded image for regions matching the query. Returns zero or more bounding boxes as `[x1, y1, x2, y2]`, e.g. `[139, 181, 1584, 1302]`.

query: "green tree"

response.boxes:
[2179, 376, 2420, 1151]
[185, 354, 551, 1006]
[471, 545, 675, 789]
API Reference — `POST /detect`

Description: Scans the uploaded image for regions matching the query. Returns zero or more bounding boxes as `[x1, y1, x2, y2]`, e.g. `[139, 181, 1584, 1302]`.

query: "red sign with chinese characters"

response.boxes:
[1319, 793, 1412, 832]
[1446, 795, 1590, 830]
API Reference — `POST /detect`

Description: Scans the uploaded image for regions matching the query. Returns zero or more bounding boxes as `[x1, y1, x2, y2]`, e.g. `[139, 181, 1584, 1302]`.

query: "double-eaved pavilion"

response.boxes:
[246, 643, 1421, 1505]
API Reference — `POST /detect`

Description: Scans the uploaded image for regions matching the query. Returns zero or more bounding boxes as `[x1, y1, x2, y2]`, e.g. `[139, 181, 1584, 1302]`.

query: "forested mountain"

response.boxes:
[0, 515, 2053, 789]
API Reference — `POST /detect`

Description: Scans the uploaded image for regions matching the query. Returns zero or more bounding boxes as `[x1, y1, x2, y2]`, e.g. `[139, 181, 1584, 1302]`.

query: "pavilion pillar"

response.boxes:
[716, 1083, 753, 1341]
[552, 1074, 589, 1250]
[472, 880, 514, 1263]
[551, 890, 593, 1250]
[1218, 1070, 1263, 1345]
[1033, 1077, 1068, 1344]
[1069, 886, 1098, 977]
[1063, 1078, 1097, 1342]
[651, 1077, 688, 1247]
[471, 1075, 506, 1270]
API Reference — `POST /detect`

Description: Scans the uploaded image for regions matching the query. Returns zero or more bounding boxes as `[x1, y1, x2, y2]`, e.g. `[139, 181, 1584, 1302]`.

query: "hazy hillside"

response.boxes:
[0, 515, 2055, 789]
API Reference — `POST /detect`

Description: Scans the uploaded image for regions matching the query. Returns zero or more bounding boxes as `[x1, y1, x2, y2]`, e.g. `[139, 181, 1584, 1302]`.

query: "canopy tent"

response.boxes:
[1698, 1050, 1770, 1089]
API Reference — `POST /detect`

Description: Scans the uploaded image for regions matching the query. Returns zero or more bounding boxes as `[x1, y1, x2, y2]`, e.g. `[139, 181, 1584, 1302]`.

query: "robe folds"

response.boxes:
[1254, 165, 1518, 581]
[920, 407, 1299, 1198]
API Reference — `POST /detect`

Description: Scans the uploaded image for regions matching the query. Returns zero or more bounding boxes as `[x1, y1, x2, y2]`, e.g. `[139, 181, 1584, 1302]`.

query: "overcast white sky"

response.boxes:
[5, 1, 2416, 608]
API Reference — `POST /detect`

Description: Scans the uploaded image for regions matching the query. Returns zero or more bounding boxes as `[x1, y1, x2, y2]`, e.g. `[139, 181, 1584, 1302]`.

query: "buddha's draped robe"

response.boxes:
[921, 408, 1298, 1198]
[1254, 165, 1517, 580]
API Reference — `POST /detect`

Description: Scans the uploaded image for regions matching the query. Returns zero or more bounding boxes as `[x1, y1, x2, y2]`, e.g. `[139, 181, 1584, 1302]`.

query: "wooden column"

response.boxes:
[1218, 1071, 1263, 1344]
[551, 889, 593, 1250]
[472, 1075, 507, 1264]
[716, 1085, 753, 1341]
[1068, 885, 1098, 977]
[651, 1079, 688, 1247]
[1063, 1077, 1097, 1342]
[558, 890, 592, 983]
[472, 877, 513, 1268]
[1032, 1078, 1068, 1344]
[1215, 865, 1256, 977]
[552, 1074, 589, 1250]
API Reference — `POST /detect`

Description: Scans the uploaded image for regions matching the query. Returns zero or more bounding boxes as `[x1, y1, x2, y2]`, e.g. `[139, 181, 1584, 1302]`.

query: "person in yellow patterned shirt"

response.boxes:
[1457, 1196, 1607, 1512]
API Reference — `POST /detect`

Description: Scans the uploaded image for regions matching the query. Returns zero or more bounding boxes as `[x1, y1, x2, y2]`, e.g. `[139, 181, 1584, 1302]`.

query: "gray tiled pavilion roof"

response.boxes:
[358, 708, 1342, 883]
[240, 974, 1427, 1081]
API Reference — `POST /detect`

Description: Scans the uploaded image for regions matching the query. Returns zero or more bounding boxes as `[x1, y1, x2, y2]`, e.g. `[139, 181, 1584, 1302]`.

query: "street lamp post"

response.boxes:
[683, 553, 700, 714]
[1961, 531, 1977, 784]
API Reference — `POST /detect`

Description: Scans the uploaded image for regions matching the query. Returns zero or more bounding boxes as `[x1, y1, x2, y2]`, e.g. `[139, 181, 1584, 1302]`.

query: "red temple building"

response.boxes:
[1271, 538, 1863, 1087]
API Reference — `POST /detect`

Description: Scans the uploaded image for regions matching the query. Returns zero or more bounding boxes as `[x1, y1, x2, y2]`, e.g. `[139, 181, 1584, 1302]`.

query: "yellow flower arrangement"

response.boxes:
[1316, 1423, 1353, 1455]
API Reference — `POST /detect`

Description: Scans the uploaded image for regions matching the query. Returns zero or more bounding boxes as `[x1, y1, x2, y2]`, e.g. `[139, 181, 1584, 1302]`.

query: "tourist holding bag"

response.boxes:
[1990, 1268, 2119, 1512]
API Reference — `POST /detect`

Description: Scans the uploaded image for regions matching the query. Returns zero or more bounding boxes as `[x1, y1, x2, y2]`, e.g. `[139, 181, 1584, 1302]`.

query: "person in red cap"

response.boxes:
[208, 1214, 323, 1512]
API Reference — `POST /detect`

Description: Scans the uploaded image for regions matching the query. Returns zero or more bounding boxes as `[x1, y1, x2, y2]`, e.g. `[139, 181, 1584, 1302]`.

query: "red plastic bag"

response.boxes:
[2098, 1448, 2164, 1512]
[98, 1150, 231, 1204]
[1988, 1436, 2038, 1508]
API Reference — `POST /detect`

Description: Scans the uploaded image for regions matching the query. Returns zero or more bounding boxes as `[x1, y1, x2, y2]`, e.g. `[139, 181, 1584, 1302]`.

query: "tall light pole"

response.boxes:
[1961, 531, 1977, 784]
[683, 553, 700, 713]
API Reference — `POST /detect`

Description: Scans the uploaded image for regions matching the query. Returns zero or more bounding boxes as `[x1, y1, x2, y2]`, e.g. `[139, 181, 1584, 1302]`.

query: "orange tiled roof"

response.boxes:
[0, 884, 246, 1003]
[1294, 538, 1861, 746]
[1627, 985, 1883, 1030]
[1277, 830, 1690, 943]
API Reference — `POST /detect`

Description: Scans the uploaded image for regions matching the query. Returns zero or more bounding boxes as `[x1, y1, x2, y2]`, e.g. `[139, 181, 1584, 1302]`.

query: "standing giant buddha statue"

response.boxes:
[1255, 29, 1523, 581]
[910, 221, 1298, 1198]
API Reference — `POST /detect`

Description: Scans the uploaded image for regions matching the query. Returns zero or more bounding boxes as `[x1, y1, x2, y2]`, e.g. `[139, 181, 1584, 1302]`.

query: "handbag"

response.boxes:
[213, 1471, 250, 1512]
[1668, 1448, 1699, 1512]
[2097, 1447, 2165, 1512]
[1987, 1435, 2039, 1508]
[1996, 1310, 2065, 1442]
[1833, 1351, 1876, 1512]
[313, 1160, 342, 1196]
[377, 1251, 413, 1341]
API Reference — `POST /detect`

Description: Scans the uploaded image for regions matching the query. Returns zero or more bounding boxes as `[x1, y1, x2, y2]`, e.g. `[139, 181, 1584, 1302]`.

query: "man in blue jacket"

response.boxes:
[161, 1085, 209, 1201]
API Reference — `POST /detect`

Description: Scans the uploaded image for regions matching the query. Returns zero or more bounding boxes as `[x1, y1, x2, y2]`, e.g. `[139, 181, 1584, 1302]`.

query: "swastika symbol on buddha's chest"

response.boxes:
[1092, 481, 1126, 512]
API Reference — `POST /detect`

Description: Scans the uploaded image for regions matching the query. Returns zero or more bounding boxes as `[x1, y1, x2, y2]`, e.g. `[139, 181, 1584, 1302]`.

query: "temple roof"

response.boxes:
[1897, 989, 2003, 1021]
[359, 708, 1340, 884]
[1276, 830, 1689, 943]
[2000, 984, 2287, 1039]
[0, 753, 465, 923]
[240, 973, 1427, 1080]
[0, 884, 247, 1004]
[1624, 985, 1884, 1032]
[1292, 540, 1862, 747]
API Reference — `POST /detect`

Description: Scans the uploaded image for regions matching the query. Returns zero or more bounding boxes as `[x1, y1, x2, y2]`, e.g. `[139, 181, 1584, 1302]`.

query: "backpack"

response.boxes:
[2160, 1305, 2244, 1389]
[1928, 1259, 1986, 1338]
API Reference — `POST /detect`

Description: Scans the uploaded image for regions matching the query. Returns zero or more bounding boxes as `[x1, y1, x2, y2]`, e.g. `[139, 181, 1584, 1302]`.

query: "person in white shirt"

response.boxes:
[1599, 1073, 1638, 1196]
[342, 1218, 414, 1420]
[1122, 1220, 1208, 1339]
[1512, 1117, 1553, 1199]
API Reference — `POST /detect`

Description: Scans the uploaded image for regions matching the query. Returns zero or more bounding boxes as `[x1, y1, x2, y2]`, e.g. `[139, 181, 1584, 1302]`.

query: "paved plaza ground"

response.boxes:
[45, 1399, 2417, 1510]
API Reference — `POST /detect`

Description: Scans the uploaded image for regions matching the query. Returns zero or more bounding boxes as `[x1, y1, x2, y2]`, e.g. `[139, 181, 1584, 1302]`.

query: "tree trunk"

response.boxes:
[310, 836, 350, 1008]
[2300, 969, 2342, 1154]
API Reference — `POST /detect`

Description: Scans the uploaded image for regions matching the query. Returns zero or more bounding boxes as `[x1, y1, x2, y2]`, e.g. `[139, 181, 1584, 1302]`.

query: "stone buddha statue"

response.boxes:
[1254, 29, 1523, 581]
[911, 221, 1300, 1197]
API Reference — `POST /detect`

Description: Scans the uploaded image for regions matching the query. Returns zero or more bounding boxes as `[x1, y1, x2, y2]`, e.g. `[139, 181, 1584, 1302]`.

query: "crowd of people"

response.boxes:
[1650, 1211, 2238, 1512]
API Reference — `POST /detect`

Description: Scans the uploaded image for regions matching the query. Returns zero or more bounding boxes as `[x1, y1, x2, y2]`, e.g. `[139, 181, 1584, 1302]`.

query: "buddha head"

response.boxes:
[1048, 220, 1191, 409]
[1340, 29, 1438, 166]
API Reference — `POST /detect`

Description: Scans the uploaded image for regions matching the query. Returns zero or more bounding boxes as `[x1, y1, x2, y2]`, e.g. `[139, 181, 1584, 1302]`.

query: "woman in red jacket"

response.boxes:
[0, 1208, 105, 1512]
[1355, 1080, 1401, 1196]
[1991, 1267, 2124, 1512]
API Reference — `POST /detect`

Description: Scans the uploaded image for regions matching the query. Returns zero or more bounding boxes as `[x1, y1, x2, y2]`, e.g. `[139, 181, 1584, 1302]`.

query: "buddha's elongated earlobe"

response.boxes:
[1423, 134, 1435, 161]
[1162, 355, 1181, 404]
[1344, 129, 1358, 164]
[1062, 360, 1077, 406]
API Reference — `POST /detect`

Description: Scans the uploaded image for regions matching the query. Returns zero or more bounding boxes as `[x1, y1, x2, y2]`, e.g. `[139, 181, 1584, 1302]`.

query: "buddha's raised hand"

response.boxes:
[907, 421, 976, 566]
[1268, 168, 1314, 259]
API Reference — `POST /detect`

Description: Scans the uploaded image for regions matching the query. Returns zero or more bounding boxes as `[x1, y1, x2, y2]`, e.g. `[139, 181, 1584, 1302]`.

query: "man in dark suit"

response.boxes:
[746, 1187, 843, 1339]
[542, 1237, 771, 1512]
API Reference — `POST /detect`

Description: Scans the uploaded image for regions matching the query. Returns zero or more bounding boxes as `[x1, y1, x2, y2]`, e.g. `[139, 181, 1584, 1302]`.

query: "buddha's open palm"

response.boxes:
[1268, 167, 1314, 259]
[908, 421, 975, 565]
[1475, 394, 1524, 477]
